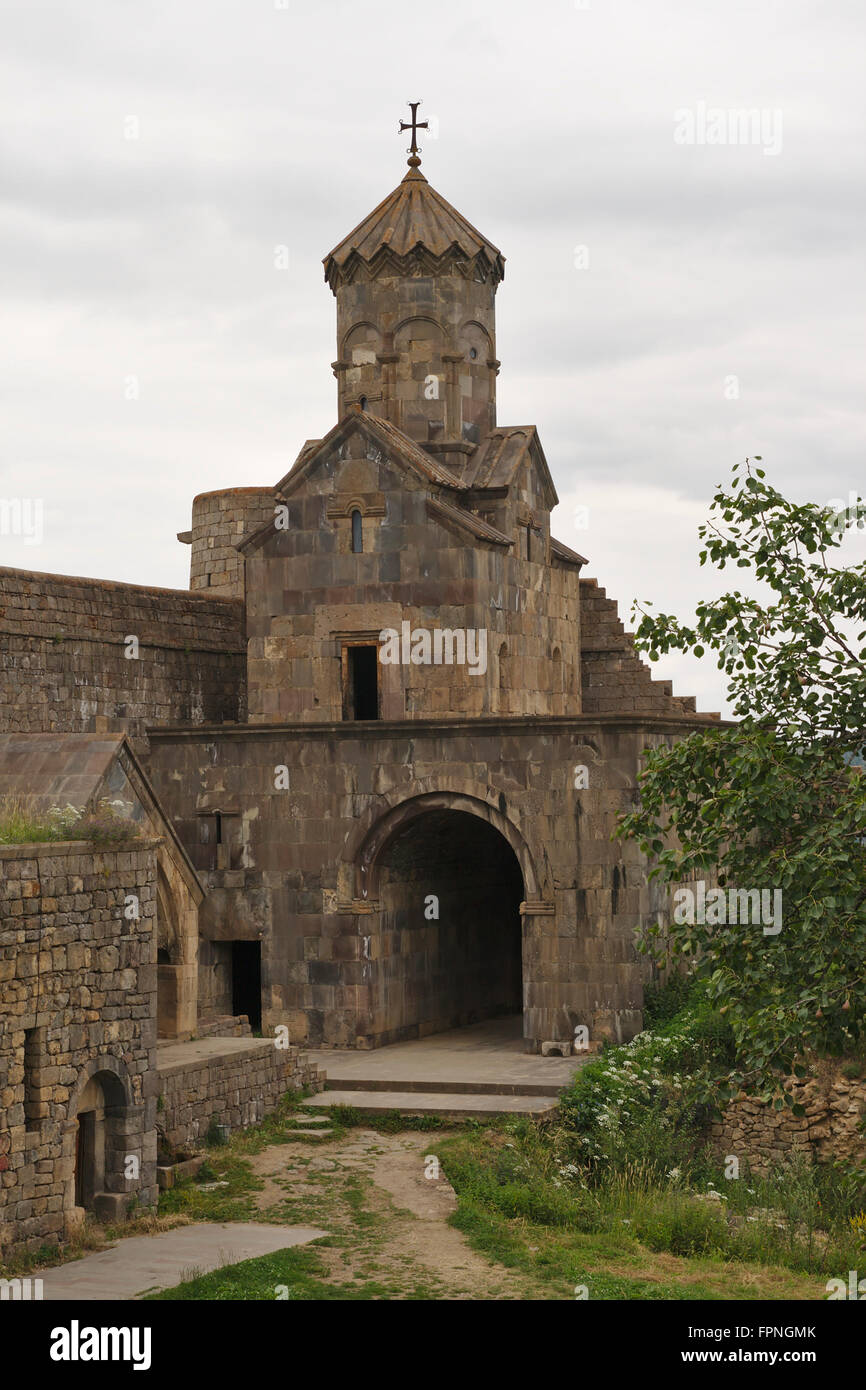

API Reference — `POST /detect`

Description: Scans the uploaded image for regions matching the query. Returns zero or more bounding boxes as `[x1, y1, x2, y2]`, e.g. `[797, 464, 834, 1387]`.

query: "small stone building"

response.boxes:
[0, 143, 718, 1087]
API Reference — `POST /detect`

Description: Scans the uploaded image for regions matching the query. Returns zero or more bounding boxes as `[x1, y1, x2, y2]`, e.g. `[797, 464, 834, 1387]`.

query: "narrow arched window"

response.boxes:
[359, 395, 368, 411]
[351, 508, 363, 553]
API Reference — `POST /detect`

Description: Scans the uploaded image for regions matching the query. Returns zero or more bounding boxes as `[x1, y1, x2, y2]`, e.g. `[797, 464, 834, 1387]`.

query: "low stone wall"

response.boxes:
[194, 1015, 252, 1040]
[710, 1061, 866, 1173]
[0, 840, 158, 1256]
[157, 1041, 324, 1150]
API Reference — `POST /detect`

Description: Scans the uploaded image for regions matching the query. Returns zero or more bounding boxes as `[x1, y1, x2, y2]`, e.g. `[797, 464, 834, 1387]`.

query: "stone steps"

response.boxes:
[301, 1089, 559, 1119]
[318, 1076, 571, 1097]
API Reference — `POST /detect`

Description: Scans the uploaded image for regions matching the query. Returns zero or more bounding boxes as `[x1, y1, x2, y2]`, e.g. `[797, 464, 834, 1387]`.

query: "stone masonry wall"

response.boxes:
[579, 578, 706, 718]
[0, 567, 246, 750]
[158, 1041, 324, 1150]
[0, 840, 159, 1256]
[147, 713, 715, 1051]
[709, 1061, 866, 1173]
[187, 487, 275, 597]
[245, 438, 583, 723]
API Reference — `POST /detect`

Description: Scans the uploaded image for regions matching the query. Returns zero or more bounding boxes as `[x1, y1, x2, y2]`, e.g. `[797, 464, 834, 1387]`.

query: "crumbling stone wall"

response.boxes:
[158, 1040, 324, 1149]
[579, 578, 703, 717]
[0, 840, 159, 1255]
[710, 1061, 866, 1173]
[0, 567, 245, 748]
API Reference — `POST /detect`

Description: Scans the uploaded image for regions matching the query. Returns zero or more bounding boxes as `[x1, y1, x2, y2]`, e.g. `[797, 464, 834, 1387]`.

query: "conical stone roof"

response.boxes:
[323, 158, 505, 292]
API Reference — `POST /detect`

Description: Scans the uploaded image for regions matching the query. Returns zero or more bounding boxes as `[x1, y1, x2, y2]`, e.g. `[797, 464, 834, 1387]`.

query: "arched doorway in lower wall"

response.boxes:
[375, 808, 524, 1043]
[69, 1068, 131, 1222]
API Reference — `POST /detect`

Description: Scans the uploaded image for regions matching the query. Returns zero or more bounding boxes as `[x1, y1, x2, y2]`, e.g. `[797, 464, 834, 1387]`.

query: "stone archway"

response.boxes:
[344, 792, 547, 1047]
[349, 790, 542, 905]
[66, 1061, 136, 1229]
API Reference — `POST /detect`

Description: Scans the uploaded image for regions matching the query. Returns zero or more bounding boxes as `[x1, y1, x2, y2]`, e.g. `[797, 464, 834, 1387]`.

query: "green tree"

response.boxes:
[617, 459, 866, 1103]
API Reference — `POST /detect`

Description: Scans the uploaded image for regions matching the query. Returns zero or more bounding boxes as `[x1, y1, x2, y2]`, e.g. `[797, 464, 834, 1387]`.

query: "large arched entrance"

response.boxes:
[375, 808, 524, 1042]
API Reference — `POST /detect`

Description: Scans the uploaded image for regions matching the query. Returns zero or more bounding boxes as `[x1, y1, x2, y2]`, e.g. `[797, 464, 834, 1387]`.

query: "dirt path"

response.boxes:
[246, 1128, 535, 1300]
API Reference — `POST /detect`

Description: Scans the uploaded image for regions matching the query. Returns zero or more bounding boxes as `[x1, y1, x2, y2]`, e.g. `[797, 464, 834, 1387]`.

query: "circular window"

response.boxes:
[468, 348, 478, 360]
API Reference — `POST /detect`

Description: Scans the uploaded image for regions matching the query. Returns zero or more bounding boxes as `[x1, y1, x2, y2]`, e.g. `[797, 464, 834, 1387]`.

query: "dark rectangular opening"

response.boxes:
[23, 1027, 41, 1131]
[231, 941, 262, 1031]
[75, 1111, 96, 1209]
[344, 644, 379, 720]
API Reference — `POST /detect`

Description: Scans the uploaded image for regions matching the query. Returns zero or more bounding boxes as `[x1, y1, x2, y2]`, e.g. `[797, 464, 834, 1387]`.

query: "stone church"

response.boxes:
[1, 130, 719, 1078]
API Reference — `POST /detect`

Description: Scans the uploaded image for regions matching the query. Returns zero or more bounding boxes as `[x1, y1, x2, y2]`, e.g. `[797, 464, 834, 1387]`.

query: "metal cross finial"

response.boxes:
[399, 101, 428, 161]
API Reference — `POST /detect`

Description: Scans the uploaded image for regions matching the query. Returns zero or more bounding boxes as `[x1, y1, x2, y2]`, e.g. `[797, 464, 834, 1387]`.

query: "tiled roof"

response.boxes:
[323, 166, 505, 290]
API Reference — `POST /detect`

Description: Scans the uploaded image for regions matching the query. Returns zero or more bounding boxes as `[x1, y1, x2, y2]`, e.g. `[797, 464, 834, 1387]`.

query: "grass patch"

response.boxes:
[432, 1127, 835, 1300]
[148, 1244, 439, 1301]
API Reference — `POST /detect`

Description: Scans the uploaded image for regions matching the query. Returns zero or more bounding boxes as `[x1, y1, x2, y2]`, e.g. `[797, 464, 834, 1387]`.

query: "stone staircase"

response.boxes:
[300, 1087, 562, 1120]
[296, 1018, 596, 1121]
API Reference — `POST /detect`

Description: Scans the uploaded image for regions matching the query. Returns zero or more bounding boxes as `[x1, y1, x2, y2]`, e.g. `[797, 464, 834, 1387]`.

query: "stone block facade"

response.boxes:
[157, 1041, 324, 1150]
[147, 714, 709, 1051]
[0, 567, 245, 749]
[1, 146, 722, 1107]
[0, 841, 159, 1255]
[710, 1061, 866, 1173]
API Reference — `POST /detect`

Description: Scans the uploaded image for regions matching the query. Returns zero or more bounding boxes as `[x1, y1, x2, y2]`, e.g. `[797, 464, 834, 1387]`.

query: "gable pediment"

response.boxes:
[239, 411, 467, 557]
[275, 411, 467, 499]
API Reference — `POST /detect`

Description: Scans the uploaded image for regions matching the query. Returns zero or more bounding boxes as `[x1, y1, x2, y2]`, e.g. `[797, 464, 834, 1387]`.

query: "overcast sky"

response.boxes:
[1, 0, 864, 717]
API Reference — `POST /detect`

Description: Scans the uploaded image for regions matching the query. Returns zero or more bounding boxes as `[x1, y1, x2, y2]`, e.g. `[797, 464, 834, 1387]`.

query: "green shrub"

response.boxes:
[633, 1194, 727, 1257]
[0, 797, 139, 846]
[642, 973, 693, 1028]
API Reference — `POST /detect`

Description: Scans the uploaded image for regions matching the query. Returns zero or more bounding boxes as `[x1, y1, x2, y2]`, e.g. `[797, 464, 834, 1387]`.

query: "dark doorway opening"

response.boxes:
[74, 1110, 96, 1210]
[377, 809, 524, 1043]
[232, 941, 262, 1030]
[343, 644, 379, 720]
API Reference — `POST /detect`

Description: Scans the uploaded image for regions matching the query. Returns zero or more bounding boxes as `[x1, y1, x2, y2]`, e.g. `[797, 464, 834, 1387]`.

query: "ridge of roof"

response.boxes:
[466, 425, 559, 508]
[271, 411, 467, 500]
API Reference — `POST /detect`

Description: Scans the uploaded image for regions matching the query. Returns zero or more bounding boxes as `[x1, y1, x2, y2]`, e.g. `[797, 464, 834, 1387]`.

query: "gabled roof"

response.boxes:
[323, 164, 505, 292]
[276, 411, 465, 499]
[466, 426, 559, 509]
[0, 733, 123, 810]
[239, 411, 468, 558]
[551, 536, 588, 568]
[0, 732, 203, 902]
[426, 497, 513, 548]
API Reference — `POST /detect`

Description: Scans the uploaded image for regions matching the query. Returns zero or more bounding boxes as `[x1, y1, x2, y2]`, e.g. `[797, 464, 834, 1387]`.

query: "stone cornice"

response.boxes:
[149, 711, 728, 741]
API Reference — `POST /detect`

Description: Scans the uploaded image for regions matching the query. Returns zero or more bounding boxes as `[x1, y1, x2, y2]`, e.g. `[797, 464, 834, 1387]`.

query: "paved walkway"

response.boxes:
[156, 1035, 272, 1074]
[37, 1222, 327, 1300]
[310, 1016, 587, 1095]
